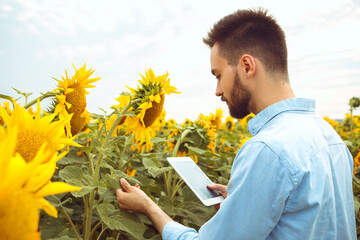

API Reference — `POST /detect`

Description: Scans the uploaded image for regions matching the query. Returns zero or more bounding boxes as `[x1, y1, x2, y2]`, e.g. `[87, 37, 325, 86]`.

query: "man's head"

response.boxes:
[203, 8, 288, 75]
[204, 8, 289, 118]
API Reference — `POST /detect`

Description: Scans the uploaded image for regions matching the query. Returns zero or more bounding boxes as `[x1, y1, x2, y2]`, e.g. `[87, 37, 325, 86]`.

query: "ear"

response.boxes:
[237, 54, 256, 77]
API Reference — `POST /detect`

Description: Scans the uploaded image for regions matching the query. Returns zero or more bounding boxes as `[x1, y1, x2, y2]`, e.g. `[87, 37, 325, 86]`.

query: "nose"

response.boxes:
[215, 80, 223, 97]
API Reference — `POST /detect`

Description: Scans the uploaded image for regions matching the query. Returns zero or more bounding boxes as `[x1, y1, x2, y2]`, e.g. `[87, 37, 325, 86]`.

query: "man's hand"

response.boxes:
[207, 184, 227, 210]
[115, 178, 173, 235]
[116, 178, 152, 214]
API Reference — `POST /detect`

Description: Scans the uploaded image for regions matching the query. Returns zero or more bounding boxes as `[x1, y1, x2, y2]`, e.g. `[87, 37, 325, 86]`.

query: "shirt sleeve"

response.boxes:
[162, 221, 198, 240]
[162, 141, 295, 240]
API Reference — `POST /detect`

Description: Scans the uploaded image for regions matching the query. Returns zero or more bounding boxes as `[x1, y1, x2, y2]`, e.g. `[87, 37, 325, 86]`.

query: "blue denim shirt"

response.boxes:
[162, 98, 356, 240]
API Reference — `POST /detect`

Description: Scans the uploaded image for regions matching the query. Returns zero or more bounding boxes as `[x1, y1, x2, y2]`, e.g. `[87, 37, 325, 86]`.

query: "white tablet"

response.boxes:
[166, 157, 225, 207]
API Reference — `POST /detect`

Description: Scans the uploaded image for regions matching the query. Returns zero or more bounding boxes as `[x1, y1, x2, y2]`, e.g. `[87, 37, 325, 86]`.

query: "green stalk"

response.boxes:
[166, 129, 193, 197]
[89, 221, 103, 239]
[23, 92, 56, 109]
[103, 99, 140, 148]
[96, 226, 108, 240]
[171, 129, 192, 157]
[59, 204, 81, 240]
[84, 98, 140, 240]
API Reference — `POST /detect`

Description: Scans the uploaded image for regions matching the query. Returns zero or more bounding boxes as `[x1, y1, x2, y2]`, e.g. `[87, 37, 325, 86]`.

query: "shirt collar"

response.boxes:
[247, 98, 316, 136]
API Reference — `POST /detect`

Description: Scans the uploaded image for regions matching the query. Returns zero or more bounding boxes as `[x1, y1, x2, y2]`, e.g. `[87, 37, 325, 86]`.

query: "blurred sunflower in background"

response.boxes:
[124, 68, 179, 152]
[238, 112, 255, 131]
[0, 101, 81, 163]
[223, 116, 235, 131]
[166, 118, 216, 162]
[0, 127, 80, 240]
[52, 64, 100, 136]
[199, 108, 223, 131]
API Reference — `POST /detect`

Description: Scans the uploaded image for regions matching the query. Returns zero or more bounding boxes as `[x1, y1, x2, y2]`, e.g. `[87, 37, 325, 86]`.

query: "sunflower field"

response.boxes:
[1, 64, 360, 240]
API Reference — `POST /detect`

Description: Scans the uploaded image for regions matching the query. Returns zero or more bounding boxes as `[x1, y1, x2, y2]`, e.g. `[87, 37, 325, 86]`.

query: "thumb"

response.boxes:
[120, 178, 131, 191]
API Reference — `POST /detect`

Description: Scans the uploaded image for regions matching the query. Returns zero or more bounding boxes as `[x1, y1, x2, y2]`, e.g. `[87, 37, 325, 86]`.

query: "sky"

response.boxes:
[1, 0, 360, 122]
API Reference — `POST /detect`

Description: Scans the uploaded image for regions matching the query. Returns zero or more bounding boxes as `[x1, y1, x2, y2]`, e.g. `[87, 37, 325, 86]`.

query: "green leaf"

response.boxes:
[174, 201, 215, 228]
[105, 174, 126, 189]
[148, 167, 173, 178]
[143, 157, 159, 168]
[214, 165, 232, 173]
[91, 139, 102, 148]
[58, 166, 84, 186]
[185, 145, 207, 155]
[354, 196, 360, 217]
[96, 203, 146, 239]
[159, 195, 175, 215]
[72, 186, 94, 197]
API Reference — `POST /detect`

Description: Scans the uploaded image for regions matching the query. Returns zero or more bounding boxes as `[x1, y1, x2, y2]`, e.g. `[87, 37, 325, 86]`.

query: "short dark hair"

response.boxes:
[203, 8, 288, 76]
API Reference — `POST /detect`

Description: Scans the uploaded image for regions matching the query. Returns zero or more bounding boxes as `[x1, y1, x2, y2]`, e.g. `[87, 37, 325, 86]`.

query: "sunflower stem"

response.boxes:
[171, 129, 192, 157]
[89, 221, 103, 239]
[103, 99, 140, 148]
[85, 98, 140, 240]
[166, 129, 193, 197]
[59, 204, 81, 240]
[23, 92, 56, 109]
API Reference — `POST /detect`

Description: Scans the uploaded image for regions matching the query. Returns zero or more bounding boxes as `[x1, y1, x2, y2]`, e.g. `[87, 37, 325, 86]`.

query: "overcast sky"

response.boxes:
[1, 0, 360, 122]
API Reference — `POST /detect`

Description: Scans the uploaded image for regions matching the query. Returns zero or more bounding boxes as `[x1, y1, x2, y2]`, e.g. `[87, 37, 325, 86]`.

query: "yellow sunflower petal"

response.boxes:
[36, 198, 58, 218]
[35, 182, 81, 198]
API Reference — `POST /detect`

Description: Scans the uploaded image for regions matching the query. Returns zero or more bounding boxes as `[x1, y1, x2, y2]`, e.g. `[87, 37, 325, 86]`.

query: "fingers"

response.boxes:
[207, 183, 226, 192]
[120, 178, 131, 191]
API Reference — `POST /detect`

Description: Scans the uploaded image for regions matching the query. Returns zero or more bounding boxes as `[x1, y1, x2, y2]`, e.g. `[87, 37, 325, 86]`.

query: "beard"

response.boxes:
[223, 71, 251, 119]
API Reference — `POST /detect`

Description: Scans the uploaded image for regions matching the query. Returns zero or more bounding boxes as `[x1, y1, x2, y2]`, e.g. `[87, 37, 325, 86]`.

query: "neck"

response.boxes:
[250, 74, 295, 115]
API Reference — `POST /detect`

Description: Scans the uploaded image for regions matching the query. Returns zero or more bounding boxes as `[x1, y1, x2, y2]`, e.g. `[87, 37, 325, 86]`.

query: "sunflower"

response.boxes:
[0, 101, 81, 162]
[238, 113, 255, 131]
[0, 127, 81, 239]
[0, 101, 11, 126]
[167, 119, 216, 160]
[223, 116, 235, 131]
[53, 63, 100, 136]
[124, 68, 179, 151]
[201, 108, 223, 131]
[194, 119, 216, 152]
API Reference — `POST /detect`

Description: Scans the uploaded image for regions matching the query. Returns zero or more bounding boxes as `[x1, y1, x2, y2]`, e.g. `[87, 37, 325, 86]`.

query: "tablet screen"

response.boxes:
[168, 157, 221, 200]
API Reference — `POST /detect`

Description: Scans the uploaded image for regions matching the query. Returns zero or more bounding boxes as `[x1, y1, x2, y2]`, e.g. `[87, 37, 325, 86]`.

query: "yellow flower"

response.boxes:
[239, 137, 251, 149]
[194, 119, 217, 152]
[200, 108, 223, 131]
[0, 101, 11, 126]
[354, 151, 360, 175]
[223, 116, 235, 131]
[238, 113, 255, 130]
[124, 68, 179, 151]
[182, 118, 192, 127]
[126, 163, 137, 177]
[167, 119, 176, 127]
[0, 101, 81, 162]
[0, 127, 81, 239]
[323, 116, 340, 130]
[54, 63, 100, 136]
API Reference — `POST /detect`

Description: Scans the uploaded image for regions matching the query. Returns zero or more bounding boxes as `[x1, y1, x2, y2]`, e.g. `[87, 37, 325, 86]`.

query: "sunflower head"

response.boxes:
[238, 113, 255, 131]
[223, 116, 235, 131]
[53, 64, 100, 136]
[0, 126, 80, 239]
[0, 102, 81, 163]
[124, 68, 179, 151]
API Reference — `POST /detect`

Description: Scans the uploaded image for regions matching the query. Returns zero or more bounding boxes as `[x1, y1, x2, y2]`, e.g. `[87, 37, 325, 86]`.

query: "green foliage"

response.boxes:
[37, 95, 360, 240]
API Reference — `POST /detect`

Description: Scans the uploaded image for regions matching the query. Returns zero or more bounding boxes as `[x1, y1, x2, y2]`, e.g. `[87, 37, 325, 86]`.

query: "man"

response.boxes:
[116, 8, 356, 239]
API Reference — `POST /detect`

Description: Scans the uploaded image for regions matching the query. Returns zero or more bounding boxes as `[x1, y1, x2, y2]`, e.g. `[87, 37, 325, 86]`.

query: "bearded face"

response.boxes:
[223, 70, 251, 119]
